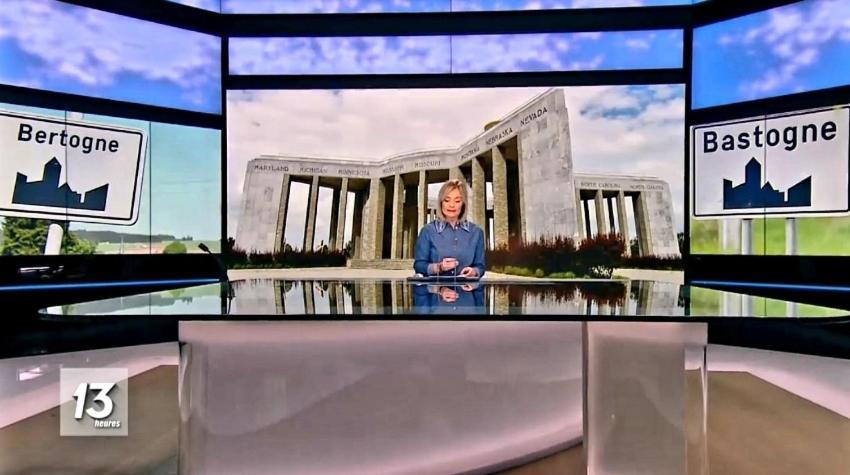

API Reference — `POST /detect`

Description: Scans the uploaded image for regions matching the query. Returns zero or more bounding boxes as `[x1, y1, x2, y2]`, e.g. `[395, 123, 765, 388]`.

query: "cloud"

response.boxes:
[0, 0, 220, 109]
[226, 85, 685, 242]
[222, 0, 448, 13]
[168, 0, 221, 11]
[625, 38, 651, 50]
[451, 0, 678, 11]
[230, 36, 451, 74]
[232, 30, 675, 76]
[714, 0, 850, 98]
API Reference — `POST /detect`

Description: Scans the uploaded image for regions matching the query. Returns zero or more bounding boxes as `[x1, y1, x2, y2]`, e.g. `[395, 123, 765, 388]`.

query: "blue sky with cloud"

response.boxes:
[0, 0, 221, 113]
[204, 0, 698, 13]
[693, 0, 850, 108]
[230, 30, 682, 74]
[230, 36, 452, 74]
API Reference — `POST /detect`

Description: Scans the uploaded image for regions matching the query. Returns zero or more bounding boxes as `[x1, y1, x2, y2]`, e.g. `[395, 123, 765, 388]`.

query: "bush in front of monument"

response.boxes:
[225, 245, 346, 269]
[487, 234, 626, 279]
[575, 234, 627, 279]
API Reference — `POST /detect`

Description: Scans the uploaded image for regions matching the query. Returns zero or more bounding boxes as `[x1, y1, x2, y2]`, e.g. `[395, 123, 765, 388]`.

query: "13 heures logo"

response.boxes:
[60, 368, 128, 436]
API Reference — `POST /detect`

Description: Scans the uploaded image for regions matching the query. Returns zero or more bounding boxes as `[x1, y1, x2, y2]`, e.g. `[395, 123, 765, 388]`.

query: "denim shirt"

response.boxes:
[413, 219, 486, 277]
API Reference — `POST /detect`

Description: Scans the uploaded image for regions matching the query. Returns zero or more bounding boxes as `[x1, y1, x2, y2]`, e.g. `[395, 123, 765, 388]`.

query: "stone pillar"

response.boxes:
[273, 174, 291, 253]
[493, 285, 509, 315]
[450, 167, 463, 181]
[364, 178, 386, 260]
[617, 191, 630, 256]
[327, 284, 338, 315]
[471, 157, 486, 227]
[351, 191, 364, 259]
[390, 174, 404, 259]
[328, 186, 341, 250]
[334, 284, 345, 314]
[418, 170, 428, 231]
[634, 192, 653, 256]
[334, 178, 349, 251]
[575, 188, 586, 240]
[492, 147, 509, 248]
[594, 190, 608, 235]
[390, 282, 403, 314]
[303, 281, 315, 314]
[303, 175, 320, 251]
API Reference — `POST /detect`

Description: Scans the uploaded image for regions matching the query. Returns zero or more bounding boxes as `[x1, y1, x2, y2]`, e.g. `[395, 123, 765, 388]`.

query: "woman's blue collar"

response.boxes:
[434, 219, 470, 233]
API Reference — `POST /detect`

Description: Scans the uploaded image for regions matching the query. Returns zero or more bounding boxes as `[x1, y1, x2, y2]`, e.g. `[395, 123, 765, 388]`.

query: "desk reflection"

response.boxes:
[232, 279, 642, 316]
[412, 283, 486, 314]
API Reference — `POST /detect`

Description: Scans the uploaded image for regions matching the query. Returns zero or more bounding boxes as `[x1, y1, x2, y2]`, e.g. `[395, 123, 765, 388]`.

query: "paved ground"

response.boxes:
[228, 267, 684, 284]
[612, 268, 684, 284]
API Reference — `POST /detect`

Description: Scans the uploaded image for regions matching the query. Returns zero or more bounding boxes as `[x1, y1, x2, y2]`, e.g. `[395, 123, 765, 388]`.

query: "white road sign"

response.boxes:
[692, 106, 849, 219]
[0, 111, 147, 225]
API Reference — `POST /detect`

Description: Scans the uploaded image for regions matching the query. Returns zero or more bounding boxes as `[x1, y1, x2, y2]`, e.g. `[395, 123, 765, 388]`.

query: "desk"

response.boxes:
[44, 278, 849, 319]
[18, 279, 850, 474]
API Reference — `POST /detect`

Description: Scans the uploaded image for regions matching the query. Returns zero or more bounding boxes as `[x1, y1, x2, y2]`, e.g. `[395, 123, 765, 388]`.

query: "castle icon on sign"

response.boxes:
[723, 158, 811, 210]
[12, 158, 109, 211]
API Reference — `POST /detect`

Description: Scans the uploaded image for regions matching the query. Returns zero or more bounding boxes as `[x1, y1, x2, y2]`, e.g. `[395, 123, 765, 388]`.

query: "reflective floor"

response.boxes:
[47, 279, 848, 318]
[2, 324, 849, 474]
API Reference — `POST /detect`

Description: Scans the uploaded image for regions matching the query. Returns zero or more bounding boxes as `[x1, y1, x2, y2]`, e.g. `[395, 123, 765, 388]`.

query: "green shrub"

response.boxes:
[225, 244, 347, 269]
[486, 233, 626, 278]
[163, 241, 188, 254]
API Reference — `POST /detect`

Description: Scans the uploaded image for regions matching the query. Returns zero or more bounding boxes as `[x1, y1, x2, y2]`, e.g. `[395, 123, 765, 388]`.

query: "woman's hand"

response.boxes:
[438, 257, 459, 272]
[459, 266, 478, 278]
[439, 287, 458, 303]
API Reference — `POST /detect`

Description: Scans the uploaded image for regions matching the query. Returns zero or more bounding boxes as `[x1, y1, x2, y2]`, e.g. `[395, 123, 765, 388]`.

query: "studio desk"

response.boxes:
[3, 278, 847, 474]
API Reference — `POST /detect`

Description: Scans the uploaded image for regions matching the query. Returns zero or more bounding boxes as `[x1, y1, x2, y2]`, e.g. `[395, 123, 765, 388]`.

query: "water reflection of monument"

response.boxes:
[230, 279, 684, 316]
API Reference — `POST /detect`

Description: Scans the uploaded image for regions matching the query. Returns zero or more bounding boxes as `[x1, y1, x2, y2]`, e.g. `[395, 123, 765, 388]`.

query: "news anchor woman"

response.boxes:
[413, 179, 486, 279]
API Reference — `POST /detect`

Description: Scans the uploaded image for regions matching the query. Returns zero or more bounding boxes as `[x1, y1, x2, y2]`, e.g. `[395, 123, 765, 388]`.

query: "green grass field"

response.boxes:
[95, 240, 221, 254]
[688, 287, 844, 317]
[690, 216, 850, 255]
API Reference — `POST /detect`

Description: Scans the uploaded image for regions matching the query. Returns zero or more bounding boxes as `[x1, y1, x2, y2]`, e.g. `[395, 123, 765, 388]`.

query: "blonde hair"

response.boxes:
[436, 179, 468, 221]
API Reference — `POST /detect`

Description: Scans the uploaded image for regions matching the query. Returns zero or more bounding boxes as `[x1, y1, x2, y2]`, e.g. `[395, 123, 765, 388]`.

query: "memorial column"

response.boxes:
[617, 190, 631, 256]
[492, 147, 509, 248]
[594, 190, 608, 235]
[364, 178, 386, 259]
[351, 191, 364, 259]
[328, 186, 340, 250]
[303, 175, 320, 251]
[334, 178, 349, 251]
[575, 187, 585, 240]
[273, 173, 291, 253]
[471, 157, 486, 227]
[390, 174, 404, 259]
[418, 170, 427, 230]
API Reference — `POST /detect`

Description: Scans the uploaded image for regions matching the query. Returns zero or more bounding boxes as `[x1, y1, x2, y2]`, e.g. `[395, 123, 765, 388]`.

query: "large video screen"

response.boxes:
[218, 0, 700, 14]
[0, 102, 221, 256]
[229, 31, 683, 75]
[0, 0, 221, 114]
[693, 0, 850, 109]
[690, 105, 850, 256]
[226, 86, 684, 277]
